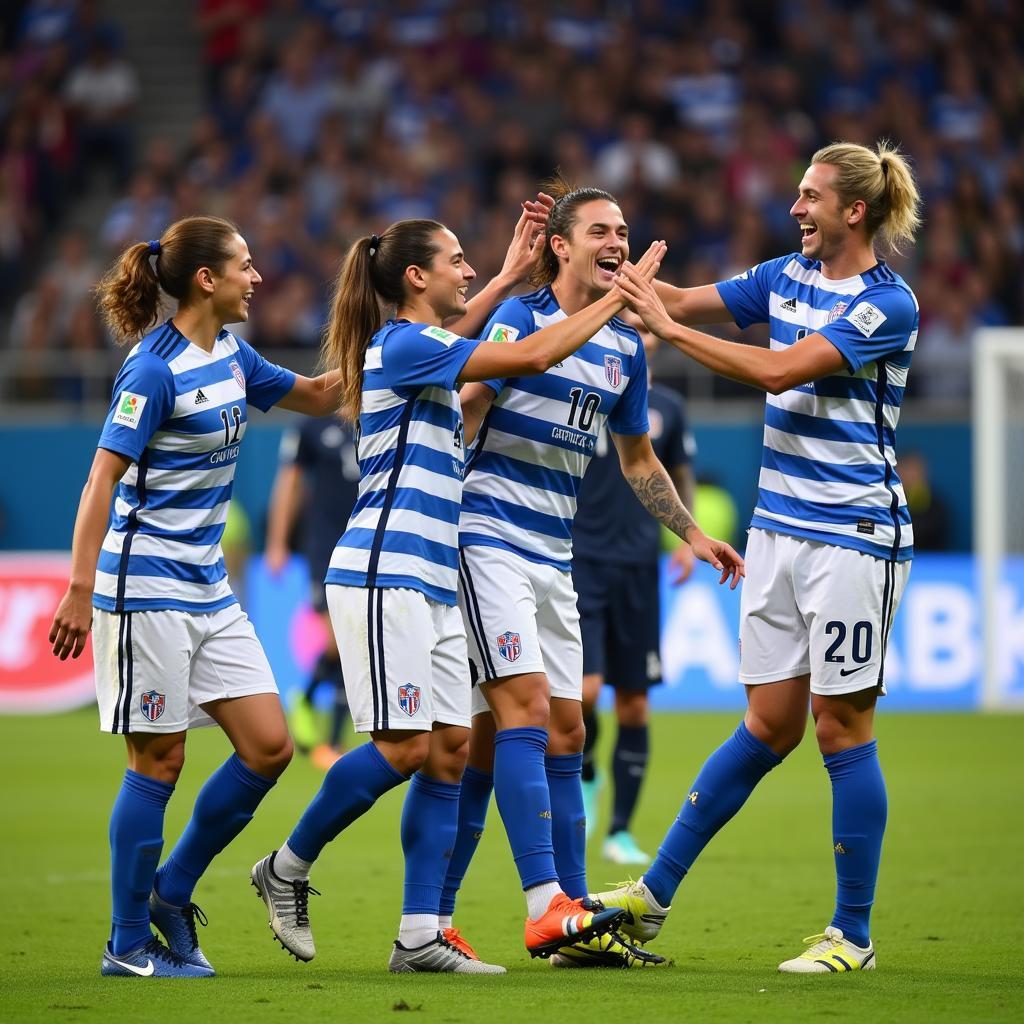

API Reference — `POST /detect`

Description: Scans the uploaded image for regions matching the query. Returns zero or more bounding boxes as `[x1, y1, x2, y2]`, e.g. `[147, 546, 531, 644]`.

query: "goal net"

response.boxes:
[973, 329, 1024, 709]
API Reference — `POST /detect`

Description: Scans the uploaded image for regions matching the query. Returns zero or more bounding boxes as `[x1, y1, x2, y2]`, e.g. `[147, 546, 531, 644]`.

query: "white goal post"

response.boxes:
[973, 328, 1024, 710]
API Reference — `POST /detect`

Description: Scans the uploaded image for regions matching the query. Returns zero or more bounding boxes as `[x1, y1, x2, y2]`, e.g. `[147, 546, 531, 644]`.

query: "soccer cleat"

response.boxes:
[287, 691, 320, 752]
[550, 930, 670, 968]
[778, 926, 876, 973]
[524, 893, 625, 959]
[388, 931, 506, 974]
[148, 891, 214, 972]
[250, 852, 319, 962]
[101, 936, 214, 978]
[592, 877, 670, 943]
[603, 831, 651, 866]
[442, 927, 487, 962]
[582, 773, 602, 840]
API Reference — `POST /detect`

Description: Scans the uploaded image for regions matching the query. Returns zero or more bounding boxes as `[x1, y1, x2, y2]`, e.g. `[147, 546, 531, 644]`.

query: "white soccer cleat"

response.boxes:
[778, 926, 876, 973]
[250, 852, 319, 962]
[388, 932, 506, 974]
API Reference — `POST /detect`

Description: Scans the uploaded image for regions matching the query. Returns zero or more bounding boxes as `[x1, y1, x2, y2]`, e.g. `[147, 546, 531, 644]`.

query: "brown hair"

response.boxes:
[811, 140, 922, 254]
[95, 215, 240, 345]
[322, 220, 445, 421]
[530, 173, 619, 287]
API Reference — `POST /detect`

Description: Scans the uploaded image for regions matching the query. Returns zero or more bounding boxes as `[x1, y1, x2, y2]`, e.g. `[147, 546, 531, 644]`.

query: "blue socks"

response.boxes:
[493, 727, 558, 890]
[287, 741, 405, 863]
[154, 754, 275, 908]
[109, 769, 174, 955]
[401, 772, 461, 915]
[545, 753, 587, 899]
[610, 724, 649, 835]
[825, 740, 886, 948]
[440, 766, 493, 917]
[643, 722, 782, 907]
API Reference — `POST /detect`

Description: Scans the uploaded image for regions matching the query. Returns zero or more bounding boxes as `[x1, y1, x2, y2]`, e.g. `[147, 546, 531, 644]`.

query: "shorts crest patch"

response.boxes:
[140, 689, 165, 722]
[398, 683, 421, 717]
[497, 630, 521, 662]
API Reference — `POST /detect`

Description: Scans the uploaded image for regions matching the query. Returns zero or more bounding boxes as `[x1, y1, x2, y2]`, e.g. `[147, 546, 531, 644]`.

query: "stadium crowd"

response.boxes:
[2, 0, 1023, 403]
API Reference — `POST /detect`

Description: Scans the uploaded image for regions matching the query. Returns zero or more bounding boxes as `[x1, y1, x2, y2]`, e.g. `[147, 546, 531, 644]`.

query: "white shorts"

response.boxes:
[739, 529, 910, 696]
[93, 604, 278, 734]
[327, 584, 470, 733]
[457, 544, 583, 716]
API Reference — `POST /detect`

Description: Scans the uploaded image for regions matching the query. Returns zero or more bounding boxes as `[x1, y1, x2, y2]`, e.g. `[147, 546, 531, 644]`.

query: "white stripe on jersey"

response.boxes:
[762, 424, 896, 468]
[94, 570, 230, 606]
[759, 467, 907, 509]
[767, 389, 901, 432]
[101, 531, 226, 565]
[114, 496, 230, 534]
[149, 424, 247, 452]
[346, 505, 458, 547]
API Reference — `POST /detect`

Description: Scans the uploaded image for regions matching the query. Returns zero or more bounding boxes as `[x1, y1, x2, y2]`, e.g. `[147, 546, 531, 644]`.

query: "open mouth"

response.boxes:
[800, 225, 818, 244]
[596, 256, 621, 277]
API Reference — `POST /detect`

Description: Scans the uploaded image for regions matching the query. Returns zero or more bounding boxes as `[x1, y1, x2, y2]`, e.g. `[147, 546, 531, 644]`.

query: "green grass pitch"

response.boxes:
[5, 710, 1022, 1022]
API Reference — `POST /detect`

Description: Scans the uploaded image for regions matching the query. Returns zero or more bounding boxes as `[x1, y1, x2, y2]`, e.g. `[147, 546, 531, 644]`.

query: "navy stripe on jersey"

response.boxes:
[874, 358, 902, 561]
[115, 453, 148, 612]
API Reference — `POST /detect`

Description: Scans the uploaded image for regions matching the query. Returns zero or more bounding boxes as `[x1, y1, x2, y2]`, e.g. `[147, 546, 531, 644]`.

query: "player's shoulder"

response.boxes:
[848, 265, 919, 328]
[730, 253, 800, 286]
[608, 314, 643, 347]
[121, 325, 182, 381]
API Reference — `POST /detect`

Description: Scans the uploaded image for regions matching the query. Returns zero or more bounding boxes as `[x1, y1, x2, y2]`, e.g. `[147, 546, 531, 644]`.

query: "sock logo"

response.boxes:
[539, 810, 552, 819]
[140, 689, 165, 722]
[834, 841, 849, 855]
[687, 790, 699, 805]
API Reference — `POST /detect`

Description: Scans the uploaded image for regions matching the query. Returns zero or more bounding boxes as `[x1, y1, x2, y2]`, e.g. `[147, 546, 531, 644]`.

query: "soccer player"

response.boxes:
[601, 141, 922, 973]
[439, 180, 743, 969]
[574, 317, 697, 866]
[265, 415, 360, 768]
[251, 214, 668, 973]
[48, 215, 347, 978]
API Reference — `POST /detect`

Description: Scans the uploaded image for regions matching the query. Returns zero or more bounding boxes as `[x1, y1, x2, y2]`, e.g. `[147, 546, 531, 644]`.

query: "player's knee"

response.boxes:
[551, 716, 585, 753]
[389, 733, 431, 777]
[813, 712, 855, 754]
[253, 732, 294, 778]
[745, 712, 803, 758]
[137, 741, 186, 784]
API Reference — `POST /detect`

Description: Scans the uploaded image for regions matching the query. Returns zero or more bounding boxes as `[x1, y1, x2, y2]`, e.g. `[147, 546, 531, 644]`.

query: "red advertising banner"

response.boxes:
[0, 554, 95, 713]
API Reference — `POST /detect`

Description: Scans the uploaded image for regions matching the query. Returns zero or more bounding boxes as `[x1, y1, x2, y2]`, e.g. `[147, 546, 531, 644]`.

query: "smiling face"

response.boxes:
[209, 233, 262, 323]
[790, 163, 856, 264]
[414, 227, 476, 320]
[553, 199, 629, 298]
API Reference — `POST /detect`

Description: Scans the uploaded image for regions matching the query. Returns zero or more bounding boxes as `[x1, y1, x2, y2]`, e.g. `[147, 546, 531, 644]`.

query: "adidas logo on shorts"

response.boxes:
[195, 388, 209, 405]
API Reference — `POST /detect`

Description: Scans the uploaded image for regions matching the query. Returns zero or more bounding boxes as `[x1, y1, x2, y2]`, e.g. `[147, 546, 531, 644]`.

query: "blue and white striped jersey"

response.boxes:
[460, 287, 650, 570]
[94, 321, 296, 613]
[326, 320, 481, 606]
[716, 254, 919, 562]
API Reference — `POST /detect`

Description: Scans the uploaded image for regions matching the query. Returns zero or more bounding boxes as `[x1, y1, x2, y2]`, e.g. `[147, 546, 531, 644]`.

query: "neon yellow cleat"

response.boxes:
[591, 878, 670, 944]
[550, 931, 670, 968]
[778, 927, 876, 973]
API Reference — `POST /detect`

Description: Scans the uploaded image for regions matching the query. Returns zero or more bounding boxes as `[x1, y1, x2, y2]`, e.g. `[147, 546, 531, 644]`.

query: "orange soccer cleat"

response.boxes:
[524, 893, 625, 959]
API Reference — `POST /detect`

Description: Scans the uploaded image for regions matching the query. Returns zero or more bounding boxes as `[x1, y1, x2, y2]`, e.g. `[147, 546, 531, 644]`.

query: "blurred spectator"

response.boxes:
[64, 27, 138, 189]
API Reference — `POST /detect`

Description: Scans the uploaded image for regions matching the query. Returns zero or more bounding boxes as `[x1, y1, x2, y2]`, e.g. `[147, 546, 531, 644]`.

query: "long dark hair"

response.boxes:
[95, 216, 239, 344]
[322, 219, 445, 421]
[530, 173, 619, 287]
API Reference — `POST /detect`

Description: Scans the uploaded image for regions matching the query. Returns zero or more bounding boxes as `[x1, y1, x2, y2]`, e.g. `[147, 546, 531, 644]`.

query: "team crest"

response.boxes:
[827, 301, 848, 323]
[229, 360, 245, 390]
[497, 631, 521, 662]
[604, 354, 622, 388]
[140, 690, 165, 722]
[398, 683, 421, 717]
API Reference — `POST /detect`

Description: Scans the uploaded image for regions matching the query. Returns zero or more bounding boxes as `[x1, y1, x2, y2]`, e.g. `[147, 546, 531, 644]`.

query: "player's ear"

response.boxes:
[847, 199, 867, 228]
[194, 266, 217, 296]
[549, 233, 570, 261]
[404, 263, 428, 294]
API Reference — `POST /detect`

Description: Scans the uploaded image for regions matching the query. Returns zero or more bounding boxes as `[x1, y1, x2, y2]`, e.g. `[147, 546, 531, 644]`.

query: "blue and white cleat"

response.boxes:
[149, 891, 214, 972]
[101, 936, 215, 978]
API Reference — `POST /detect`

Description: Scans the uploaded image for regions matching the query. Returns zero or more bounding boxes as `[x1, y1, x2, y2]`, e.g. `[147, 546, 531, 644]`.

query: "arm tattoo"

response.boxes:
[625, 466, 697, 542]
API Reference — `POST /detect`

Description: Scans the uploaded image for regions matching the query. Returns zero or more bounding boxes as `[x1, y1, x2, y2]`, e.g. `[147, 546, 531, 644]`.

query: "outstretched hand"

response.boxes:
[613, 261, 675, 338]
[688, 530, 745, 589]
[499, 207, 547, 284]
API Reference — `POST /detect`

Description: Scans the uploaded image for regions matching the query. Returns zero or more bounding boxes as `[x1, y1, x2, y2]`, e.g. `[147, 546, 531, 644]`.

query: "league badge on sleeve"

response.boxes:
[487, 324, 520, 344]
[604, 354, 622, 388]
[398, 683, 422, 717]
[497, 630, 521, 662]
[113, 391, 147, 429]
[140, 690, 165, 722]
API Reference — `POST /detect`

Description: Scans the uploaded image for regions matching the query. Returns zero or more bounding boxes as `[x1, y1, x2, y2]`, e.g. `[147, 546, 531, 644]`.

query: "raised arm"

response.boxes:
[618, 266, 846, 393]
[652, 281, 733, 325]
[276, 370, 344, 417]
[456, 241, 666, 383]
[611, 431, 744, 589]
[49, 447, 131, 660]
